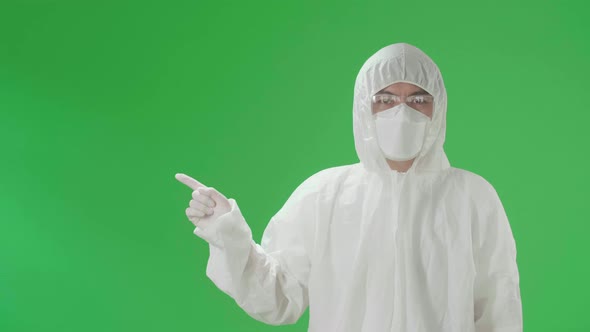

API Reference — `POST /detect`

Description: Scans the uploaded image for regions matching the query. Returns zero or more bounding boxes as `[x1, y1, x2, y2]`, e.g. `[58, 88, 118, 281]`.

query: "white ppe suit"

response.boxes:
[193, 42, 523, 332]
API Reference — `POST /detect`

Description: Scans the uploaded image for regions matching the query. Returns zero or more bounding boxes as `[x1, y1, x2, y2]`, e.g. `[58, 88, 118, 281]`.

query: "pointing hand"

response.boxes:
[175, 173, 232, 227]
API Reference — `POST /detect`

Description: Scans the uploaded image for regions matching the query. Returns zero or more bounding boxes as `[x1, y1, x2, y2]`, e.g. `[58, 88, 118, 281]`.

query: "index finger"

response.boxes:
[175, 173, 207, 190]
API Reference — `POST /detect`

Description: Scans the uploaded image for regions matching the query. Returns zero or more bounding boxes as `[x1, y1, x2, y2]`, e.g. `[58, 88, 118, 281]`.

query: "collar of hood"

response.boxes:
[352, 42, 450, 179]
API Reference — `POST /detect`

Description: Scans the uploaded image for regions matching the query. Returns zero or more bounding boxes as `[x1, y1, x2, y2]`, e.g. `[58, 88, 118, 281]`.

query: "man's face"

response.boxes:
[371, 82, 434, 119]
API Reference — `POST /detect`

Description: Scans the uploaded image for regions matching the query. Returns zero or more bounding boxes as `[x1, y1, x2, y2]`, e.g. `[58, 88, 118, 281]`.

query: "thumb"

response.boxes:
[175, 173, 206, 190]
[204, 187, 228, 202]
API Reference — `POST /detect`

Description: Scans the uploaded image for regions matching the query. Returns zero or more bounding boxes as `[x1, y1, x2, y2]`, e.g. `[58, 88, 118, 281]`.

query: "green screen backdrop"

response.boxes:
[1, 0, 589, 331]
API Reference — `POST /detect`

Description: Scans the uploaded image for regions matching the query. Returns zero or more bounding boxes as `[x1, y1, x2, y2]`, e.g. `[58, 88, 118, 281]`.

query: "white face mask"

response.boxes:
[373, 103, 431, 161]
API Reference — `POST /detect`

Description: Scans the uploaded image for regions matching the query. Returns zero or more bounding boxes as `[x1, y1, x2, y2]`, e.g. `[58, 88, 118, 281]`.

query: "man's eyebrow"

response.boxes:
[378, 89, 429, 95]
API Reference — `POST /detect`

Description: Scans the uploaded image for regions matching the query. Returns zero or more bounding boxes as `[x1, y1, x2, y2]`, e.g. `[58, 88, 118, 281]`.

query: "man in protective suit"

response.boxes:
[175, 42, 523, 332]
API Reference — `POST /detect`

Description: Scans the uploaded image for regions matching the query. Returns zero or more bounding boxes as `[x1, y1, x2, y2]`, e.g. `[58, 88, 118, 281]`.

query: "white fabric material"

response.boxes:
[374, 103, 431, 161]
[193, 42, 523, 332]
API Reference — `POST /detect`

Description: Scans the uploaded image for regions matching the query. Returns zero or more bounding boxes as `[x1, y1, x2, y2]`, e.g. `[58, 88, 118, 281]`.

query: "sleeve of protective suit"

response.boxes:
[192, 174, 320, 326]
[472, 180, 523, 332]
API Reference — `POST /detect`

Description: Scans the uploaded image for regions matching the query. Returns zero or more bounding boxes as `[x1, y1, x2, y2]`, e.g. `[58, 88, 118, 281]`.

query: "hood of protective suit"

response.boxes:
[353, 42, 450, 175]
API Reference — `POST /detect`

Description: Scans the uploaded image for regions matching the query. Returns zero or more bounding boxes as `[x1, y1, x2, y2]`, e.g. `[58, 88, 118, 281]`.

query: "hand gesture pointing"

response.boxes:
[175, 173, 232, 228]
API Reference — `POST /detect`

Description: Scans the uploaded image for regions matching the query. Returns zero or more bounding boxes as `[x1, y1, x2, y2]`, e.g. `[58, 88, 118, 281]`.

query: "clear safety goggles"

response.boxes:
[371, 93, 434, 111]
